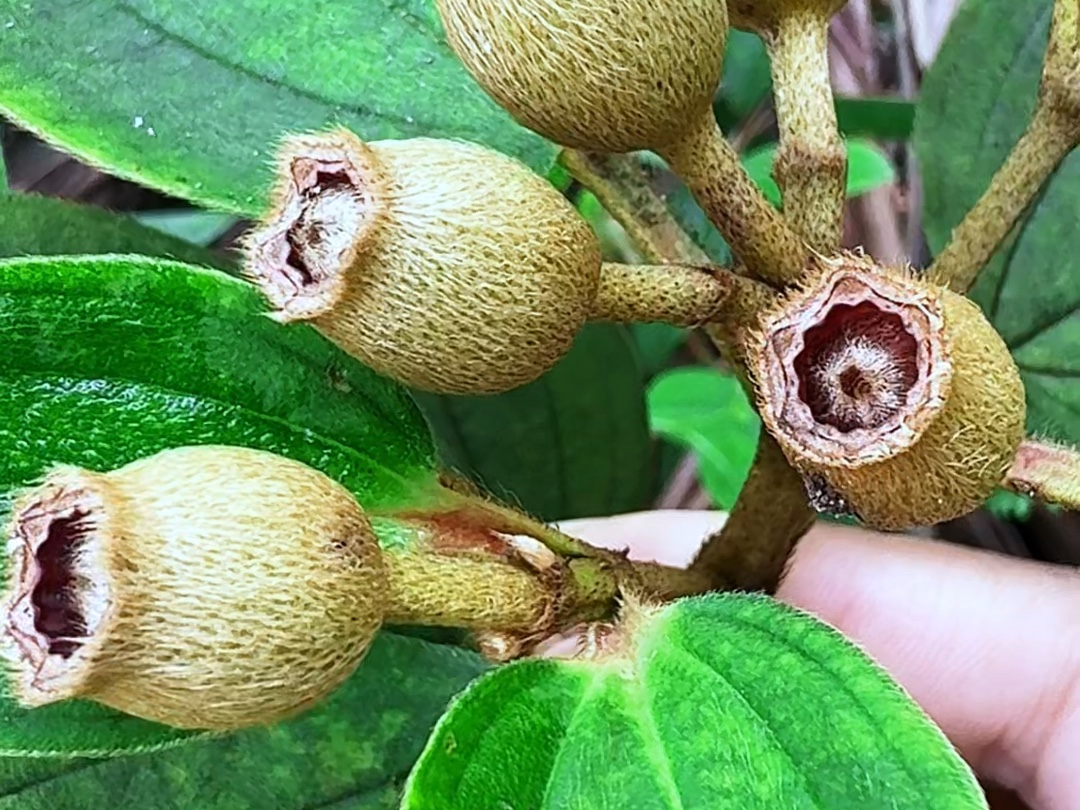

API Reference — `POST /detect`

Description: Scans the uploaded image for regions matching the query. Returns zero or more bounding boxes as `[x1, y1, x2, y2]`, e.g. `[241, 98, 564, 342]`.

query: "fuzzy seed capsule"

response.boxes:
[728, 0, 846, 31]
[2, 446, 386, 730]
[435, 0, 728, 153]
[246, 129, 601, 395]
[750, 254, 1026, 530]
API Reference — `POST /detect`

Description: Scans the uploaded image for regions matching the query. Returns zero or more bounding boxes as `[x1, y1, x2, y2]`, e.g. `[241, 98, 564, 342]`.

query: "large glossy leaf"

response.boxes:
[0, 0, 553, 215]
[0, 634, 487, 809]
[404, 594, 986, 810]
[0, 193, 231, 269]
[0, 254, 434, 509]
[414, 325, 656, 521]
[0, 254, 439, 754]
[916, 0, 1080, 443]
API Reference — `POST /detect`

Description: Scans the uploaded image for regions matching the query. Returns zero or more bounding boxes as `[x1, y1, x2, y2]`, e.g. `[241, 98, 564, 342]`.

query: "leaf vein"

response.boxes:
[112, 1, 426, 132]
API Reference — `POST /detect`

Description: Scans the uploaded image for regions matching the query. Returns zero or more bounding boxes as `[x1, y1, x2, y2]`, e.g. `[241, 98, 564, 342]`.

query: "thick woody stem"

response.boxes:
[591, 262, 772, 327]
[766, 11, 847, 251]
[691, 435, 815, 592]
[656, 110, 810, 288]
[1005, 438, 1080, 510]
[927, 105, 1079, 293]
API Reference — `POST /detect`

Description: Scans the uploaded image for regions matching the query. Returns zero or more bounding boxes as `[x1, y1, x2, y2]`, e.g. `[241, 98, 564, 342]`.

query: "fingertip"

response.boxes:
[779, 525, 1080, 808]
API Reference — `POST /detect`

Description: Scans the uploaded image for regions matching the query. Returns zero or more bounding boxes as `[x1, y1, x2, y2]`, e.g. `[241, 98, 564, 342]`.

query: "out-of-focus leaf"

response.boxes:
[716, 30, 771, 129]
[835, 97, 917, 140]
[0, 193, 231, 269]
[647, 367, 759, 509]
[415, 325, 656, 521]
[133, 209, 239, 247]
[632, 323, 688, 378]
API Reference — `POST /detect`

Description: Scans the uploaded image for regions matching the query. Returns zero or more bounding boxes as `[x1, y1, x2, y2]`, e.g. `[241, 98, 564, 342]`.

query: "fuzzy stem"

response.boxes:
[1042, 0, 1080, 115]
[1005, 438, 1080, 509]
[382, 548, 713, 639]
[558, 149, 773, 364]
[415, 488, 719, 603]
[383, 550, 551, 631]
[657, 110, 810, 288]
[928, 104, 1079, 294]
[591, 262, 771, 327]
[555, 150, 814, 594]
[690, 433, 815, 591]
[766, 11, 847, 251]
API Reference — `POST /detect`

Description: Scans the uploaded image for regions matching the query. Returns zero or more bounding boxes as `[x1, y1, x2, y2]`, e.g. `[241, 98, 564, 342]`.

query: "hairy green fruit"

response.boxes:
[750, 254, 1026, 530]
[247, 129, 601, 395]
[2, 446, 386, 731]
[434, 0, 728, 153]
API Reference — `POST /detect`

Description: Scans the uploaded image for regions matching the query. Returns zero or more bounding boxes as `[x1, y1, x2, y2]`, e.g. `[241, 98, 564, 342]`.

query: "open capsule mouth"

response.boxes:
[3, 477, 111, 705]
[756, 264, 951, 469]
[245, 130, 383, 321]
[794, 301, 920, 433]
[29, 508, 91, 658]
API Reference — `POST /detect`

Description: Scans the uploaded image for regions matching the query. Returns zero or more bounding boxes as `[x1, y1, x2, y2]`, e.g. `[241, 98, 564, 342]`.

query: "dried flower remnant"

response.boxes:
[2, 446, 387, 731]
[751, 254, 1026, 529]
[246, 129, 601, 395]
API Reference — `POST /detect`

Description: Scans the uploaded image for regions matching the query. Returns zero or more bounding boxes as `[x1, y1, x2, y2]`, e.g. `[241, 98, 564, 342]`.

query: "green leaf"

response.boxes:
[0, 0, 553, 215]
[0, 254, 439, 754]
[632, 323, 688, 378]
[0, 255, 434, 508]
[915, 0, 1080, 444]
[647, 367, 759, 510]
[414, 325, 655, 521]
[985, 489, 1037, 522]
[835, 97, 917, 140]
[844, 140, 900, 196]
[0, 193, 232, 270]
[743, 139, 897, 207]
[716, 31, 772, 128]
[403, 594, 986, 810]
[0, 634, 487, 809]
[133, 209, 239, 247]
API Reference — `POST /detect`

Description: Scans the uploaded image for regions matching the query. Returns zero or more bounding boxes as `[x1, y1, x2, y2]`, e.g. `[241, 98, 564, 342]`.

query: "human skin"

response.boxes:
[560, 511, 1080, 810]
